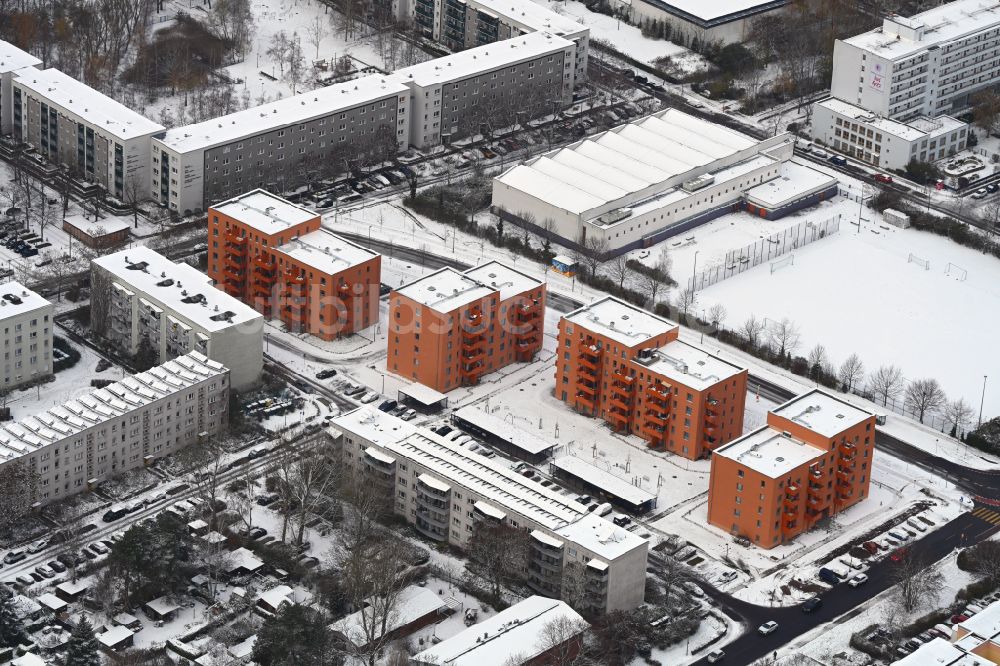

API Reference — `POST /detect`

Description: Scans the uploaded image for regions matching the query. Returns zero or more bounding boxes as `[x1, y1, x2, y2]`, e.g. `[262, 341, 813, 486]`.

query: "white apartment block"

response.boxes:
[0, 352, 229, 507]
[0, 283, 53, 391]
[0, 40, 40, 136]
[11, 68, 163, 201]
[831, 1, 1000, 122]
[393, 31, 576, 148]
[90, 247, 263, 391]
[813, 98, 968, 170]
[333, 406, 648, 614]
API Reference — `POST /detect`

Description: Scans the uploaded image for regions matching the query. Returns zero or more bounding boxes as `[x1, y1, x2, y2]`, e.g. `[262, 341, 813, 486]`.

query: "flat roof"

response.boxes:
[470, 0, 586, 36]
[770, 389, 874, 438]
[398, 382, 449, 406]
[462, 261, 543, 301]
[495, 108, 759, 216]
[412, 596, 586, 666]
[452, 405, 555, 455]
[157, 75, 408, 153]
[0, 281, 51, 320]
[393, 31, 573, 88]
[63, 214, 131, 235]
[92, 246, 262, 332]
[99, 625, 134, 647]
[551, 456, 656, 509]
[892, 637, 968, 665]
[333, 586, 444, 647]
[276, 229, 377, 275]
[713, 426, 822, 479]
[563, 296, 677, 347]
[744, 161, 838, 209]
[0, 40, 40, 74]
[817, 98, 927, 141]
[394, 266, 495, 312]
[633, 340, 744, 390]
[211, 189, 318, 236]
[14, 68, 163, 140]
[226, 547, 264, 572]
[958, 599, 1000, 640]
[658, 0, 786, 22]
[146, 597, 180, 616]
[555, 511, 647, 560]
[331, 405, 419, 447]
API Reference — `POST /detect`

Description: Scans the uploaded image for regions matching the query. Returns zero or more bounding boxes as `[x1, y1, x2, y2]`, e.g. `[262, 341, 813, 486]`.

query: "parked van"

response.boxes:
[595, 502, 614, 517]
[3, 550, 26, 565]
[818, 567, 840, 585]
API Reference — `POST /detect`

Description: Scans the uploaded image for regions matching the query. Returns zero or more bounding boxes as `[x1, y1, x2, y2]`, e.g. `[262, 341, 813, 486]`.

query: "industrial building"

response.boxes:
[0, 40, 40, 136]
[708, 389, 876, 548]
[333, 406, 648, 614]
[208, 190, 380, 341]
[0, 282, 53, 392]
[556, 296, 747, 460]
[623, 0, 788, 47]
[492, 109, 804, 257]
[388, 261, 544, 393]
[0, 352, 229, 508]
[90, 247, 264, 391]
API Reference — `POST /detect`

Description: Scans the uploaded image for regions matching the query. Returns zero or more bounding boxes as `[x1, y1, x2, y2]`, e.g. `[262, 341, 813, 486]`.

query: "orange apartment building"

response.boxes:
[207, 190, 380, 340]
[555, 297, 747, 460]
[388, 261, 545, 393]
[707, 389, 876, 549]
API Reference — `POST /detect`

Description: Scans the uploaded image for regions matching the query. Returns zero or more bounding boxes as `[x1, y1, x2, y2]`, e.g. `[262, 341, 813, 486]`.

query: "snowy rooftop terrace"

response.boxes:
[562, 296, 677, 347]
[634, 340, 744, 390]
[0, 353, 225, 463]
[157, 76, 408, 153]
[0, 282, 51, 320]
[771, 389, 873, 438]
[471, 0, 587, 36]
[330, 406, 418, 447]
[395, 267, 495, 312]
[13, 68, 163, 140]
[276, 229, 377, 275]
[211, 189, 318, 236]
[463, 260, 543, 301]
[393, 31, 573, 87]
[744, 161, 838, 209]
[0, 40, 40, 73]
[92, 247, 262, 332]
[555, 512, 647, 561]
[412, 596, 586, 666]
[713, 426, 821, 478]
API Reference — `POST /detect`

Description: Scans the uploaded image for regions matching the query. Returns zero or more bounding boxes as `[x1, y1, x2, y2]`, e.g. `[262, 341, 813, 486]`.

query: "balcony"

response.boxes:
[644, 409, 669, 427]
[575, 390, 596, 411]
[645, 382, 671, 406]
[577, 349, 600, 374]
[225, 230, 248, 252]
[839, 441, 856, 460]
[414, 516, 448, 542]
[460, 361, 484, 385]
[223, 253, 245, 274]
[607, 408, 629, 431]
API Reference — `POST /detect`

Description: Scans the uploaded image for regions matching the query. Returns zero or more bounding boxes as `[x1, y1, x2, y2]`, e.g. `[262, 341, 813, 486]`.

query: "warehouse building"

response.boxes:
[0, 282, 53, 391]
[623, 0, 788, 47]
[0, 40, 41, 136]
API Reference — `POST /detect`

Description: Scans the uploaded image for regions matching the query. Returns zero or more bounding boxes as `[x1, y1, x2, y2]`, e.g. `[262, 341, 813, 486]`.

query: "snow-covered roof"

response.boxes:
[0, 352, 226, 463]
[275, 229, 378, 275]
[469, 0, 586, 37]
[211, 189, 318, 236]
[331, 406, 418, 447]
[63, 214, 131, 236]
[0, 281, 51, 321]
[92, 246, 262, 332]
[956, 598, 1000, 640]
[98, 625, 134, 648]
[452, 405, 555, 455]
[226, 547, 265, 573]
[12, 654, 45, 666]
[551, 456, 656, 509]
[393, 32, 573, 88]
[37, 593, 67, 611]
[0, 40, 41, 73]
[816, 98, 926, 141]
[562, 296, 677, 347]
[257, 585, 294, 610]
[744, 161, 838, 209]
[228, 635, 257, 660]
[394, 267, 495, 312]
[495, 108, 759, 216]
[157, 76, 408, 154]
[633, 340, 744, 390]
[187, 519, 208, 530]
[463, 261, 543, 302]
[891, 637, 968, 664]
[113, 612, 138, 626]
[474, 500, 507, 520]
[555, 511, 647, 561]
[770, 389, 874, 439]
[145, 596, 180, 617]
[12, 594, 41, 618]
[13, 68, 163, 140]
[412, 596, 586, 666]
[713, 426, 822, 479]
[332, 586, 445, 647]
[656, 0, 786, 23]
[398, 382, 448, 407]
[56, 580, 89, 596]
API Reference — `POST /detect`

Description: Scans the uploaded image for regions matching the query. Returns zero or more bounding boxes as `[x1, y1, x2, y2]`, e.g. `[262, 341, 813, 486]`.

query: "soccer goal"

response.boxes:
[907, 253, 930, 270]
[770, 254, 794, 274]
[945, 262, 968, 281]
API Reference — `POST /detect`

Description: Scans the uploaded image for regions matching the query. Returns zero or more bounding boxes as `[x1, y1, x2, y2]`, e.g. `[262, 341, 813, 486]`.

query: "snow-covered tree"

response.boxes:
[63, 618, 100, 666]
[0, 589, 28, 649]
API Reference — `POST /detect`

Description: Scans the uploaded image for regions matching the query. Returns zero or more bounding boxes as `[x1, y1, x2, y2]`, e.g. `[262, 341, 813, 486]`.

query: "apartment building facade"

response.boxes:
[152, 76, 410, 215]
[388, 261, 544, 393]
[333, 406, 648, 614]
[556, 297, 746, 460]
[0, 41, 41, 136]
[393, 32, 575, 148]
[0, 283, 53, 391]
[707, 390, 876, 548]
[0, 352, 229, 508]
[208, 190, 380, 340]
[90, 247, 264, 391]
[11, 68, 163, 200]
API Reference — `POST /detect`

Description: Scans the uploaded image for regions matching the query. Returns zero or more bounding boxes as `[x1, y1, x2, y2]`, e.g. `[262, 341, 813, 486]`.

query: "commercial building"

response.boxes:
[623, 0, 788, 47]
[333, 406, 648, 614]
[0, 352, 229, 508]
[62, 214, 130, 250]
[151, 76, 410, 215]
[0, 41, 41, 136]
[0, 282, 53, 391]
[707, 389, 876, 548]
[556, 297, 747, 460]
[743, 161, 839, 219]
[90, 247, 264, 391]
[388, 261, 544, 393]
[893, 599, 1000, 664]
[11, 68, 163, 200]
[493, 109, 800, 257]
[412, 596, 587, 666]
[393, 31, 576, 148]
[208, 190, 380, 341]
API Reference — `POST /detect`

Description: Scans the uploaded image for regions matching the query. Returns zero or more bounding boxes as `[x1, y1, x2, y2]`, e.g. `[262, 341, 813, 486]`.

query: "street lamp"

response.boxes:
[691, 250, 699, 291]
[979, 375, 988, 426]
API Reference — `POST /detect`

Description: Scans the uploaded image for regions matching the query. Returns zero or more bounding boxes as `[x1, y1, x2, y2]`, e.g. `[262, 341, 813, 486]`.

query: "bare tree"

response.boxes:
[868, 364, 905, 407]
[286, 32, 306, 94]
[535, 614, 588, 666]
[963, 541, 1000, 583]
[944, 397, 975, 435]
[267, 31, 291, 76]
[904, 378, 947, 424]
[806, 344, 829, 376]
[675, 286, 697, 318]
[307, 15, 325, 60]
[465, 521, 529, 604]
[707, 303, 727, 329]
[838, 353, 865, 393]
[573, 233, 608, 278]
[606, 255, 632, 290]
[767, 317, 800, 358]
[0, 460, 38, 530]
[893, 551, 944, 612]
[740, 314, 766, 348]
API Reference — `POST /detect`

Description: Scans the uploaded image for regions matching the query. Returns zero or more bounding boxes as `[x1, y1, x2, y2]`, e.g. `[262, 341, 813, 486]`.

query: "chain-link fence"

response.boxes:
[687, 215, 842, 292]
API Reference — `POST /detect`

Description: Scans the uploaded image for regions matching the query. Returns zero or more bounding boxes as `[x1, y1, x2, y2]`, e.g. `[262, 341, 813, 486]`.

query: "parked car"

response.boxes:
[360, 392, 380, 404]
[377, 399, 398, 413]
[706, 649, 725, 663]
[89, 542, 110, 555]
[683, 581, 705, 598]
[315, 368, 337, 380]
[758, 621, 779, 635]
[15, 575, 33, 586]
[575, 495, 592, 505]
[862, 541, 881, 555]
[829, 155, 847, 166]
[34, 565, 55, 579]
[874, 173, 893, 184]
[818, 567, 840, 585]
[718, 571, 738, 584]
[848, 573, 869, 587]
[27, 539, 48, 554]
[3, 551, 26, 565]
[972, 188, 989, 199]
[988, 183, 999, 194]
[401, 409, 417, 421]
[802, 596, 822, 613]
[612, 514, 632, 527]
